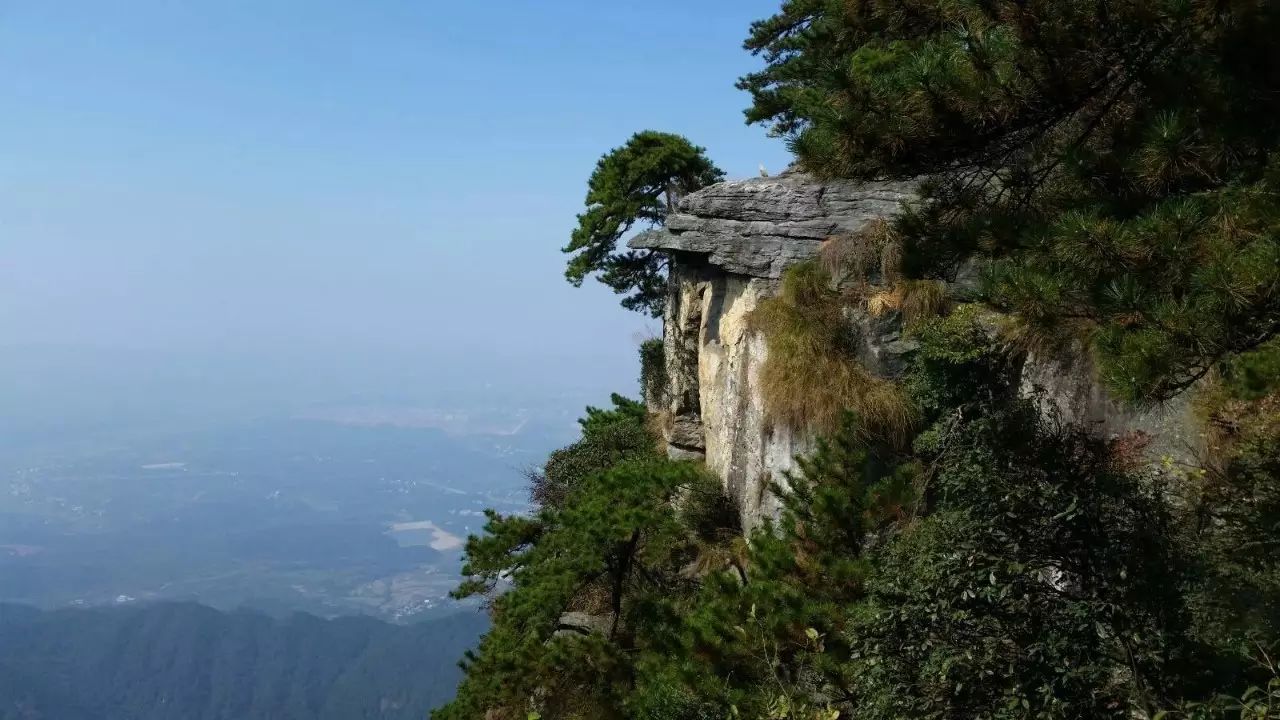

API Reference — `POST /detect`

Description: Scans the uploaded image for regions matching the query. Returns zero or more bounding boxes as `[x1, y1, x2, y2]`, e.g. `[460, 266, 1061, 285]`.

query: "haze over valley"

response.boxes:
[0, 345, 626, 621]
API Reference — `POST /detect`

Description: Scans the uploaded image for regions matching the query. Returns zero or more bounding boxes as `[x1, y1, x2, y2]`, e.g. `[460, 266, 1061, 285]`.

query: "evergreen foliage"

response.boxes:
[740, 0, 1280, 403]
[441, 4, 1280, 718]
[667, 316, 1210, 719]
[564, 131, 724, 316]
[436, 400, 735, 720]
[439, 306, 1280, 719]
[529, 394, 656, 511]
[665, 414, 916, 719]
[1184, 340, 1280, 668]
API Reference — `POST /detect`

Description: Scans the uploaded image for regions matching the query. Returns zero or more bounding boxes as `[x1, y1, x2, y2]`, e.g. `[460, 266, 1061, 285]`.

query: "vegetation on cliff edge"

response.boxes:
[741, 0, 1280, 404]
[564, 131, 724, 317]
[438, 2, 1280, 718]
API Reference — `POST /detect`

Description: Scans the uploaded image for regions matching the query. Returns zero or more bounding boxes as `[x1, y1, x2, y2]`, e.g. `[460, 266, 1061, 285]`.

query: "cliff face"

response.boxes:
[634, 171, 1204, 530]
[632, 172, 919, 528]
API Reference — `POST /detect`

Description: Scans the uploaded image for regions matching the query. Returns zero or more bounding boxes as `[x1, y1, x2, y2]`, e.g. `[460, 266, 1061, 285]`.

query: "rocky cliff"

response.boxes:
[634, 171, 1204, 530]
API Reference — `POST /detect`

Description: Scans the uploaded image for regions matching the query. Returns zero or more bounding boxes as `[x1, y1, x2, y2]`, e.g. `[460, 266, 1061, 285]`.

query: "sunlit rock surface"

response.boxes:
[635, 171, 1202, 530]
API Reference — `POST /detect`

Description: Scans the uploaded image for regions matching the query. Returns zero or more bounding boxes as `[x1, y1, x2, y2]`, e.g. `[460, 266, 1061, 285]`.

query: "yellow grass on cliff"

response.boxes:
[750, 262, 916, 445]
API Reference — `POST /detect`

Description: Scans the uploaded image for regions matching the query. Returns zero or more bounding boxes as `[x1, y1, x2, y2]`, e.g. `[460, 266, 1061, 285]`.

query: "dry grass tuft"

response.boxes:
[997, 312, 1096, 366]
[866, 279, 951, 326]
[899, 279, 950, 324]
[688, 536, 751, 581]
[566, 581, 613, 615]
[751, 262, 916, 445]
[820, 218, 903, 289]
[1193, 377, 1280, 463]
[646, 409, 675, 451]
[822, 220, 949, 327]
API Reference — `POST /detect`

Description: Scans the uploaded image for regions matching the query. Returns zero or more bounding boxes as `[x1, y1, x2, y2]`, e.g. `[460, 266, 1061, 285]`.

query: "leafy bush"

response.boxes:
[847, 403, 1192, 719]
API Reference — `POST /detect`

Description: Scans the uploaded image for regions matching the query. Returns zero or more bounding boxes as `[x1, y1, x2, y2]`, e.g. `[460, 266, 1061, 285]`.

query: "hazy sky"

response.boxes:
[0, 1, 793, 405]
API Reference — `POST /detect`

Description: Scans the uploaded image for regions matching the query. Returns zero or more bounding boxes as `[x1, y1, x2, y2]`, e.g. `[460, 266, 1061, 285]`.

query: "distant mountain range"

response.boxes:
[0, 602, 487, 720]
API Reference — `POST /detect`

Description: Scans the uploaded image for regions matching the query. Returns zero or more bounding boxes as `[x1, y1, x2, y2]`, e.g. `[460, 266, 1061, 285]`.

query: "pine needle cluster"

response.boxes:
[741, 0, 1280, 402]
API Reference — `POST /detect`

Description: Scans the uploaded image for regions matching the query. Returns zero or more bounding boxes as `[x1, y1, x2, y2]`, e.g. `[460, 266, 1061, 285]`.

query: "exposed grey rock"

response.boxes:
[666, 444, 707, 462]
[630, 172, 920, 279]
[850, 310, 919, 378]
[652, 262, 808, 529]
[640, 173, 922, 529]
[1019, 346, 1203, 464]
[661, 261, 710, 462]
[554, 612, 612, 638]
[638, 174, 925, 529]
[668, 418, 706, 450]
[642, 171, 1205, 530]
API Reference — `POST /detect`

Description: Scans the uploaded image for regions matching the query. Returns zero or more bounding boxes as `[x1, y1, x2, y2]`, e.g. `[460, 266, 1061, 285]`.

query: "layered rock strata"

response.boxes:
[633, 171, 1201, 529]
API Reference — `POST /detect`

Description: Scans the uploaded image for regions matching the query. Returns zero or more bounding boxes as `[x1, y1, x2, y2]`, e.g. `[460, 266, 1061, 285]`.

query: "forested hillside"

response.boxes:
[436, 1, 1280, 719]
[0, 602, 485, 720]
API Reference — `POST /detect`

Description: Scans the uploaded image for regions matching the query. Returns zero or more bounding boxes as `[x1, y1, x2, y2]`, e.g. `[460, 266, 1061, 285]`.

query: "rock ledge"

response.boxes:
[629, 171, 919, 278]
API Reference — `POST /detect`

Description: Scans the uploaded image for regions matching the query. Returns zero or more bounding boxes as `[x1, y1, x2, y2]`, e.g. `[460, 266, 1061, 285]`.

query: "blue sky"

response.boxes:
[0, 1, 793, 401]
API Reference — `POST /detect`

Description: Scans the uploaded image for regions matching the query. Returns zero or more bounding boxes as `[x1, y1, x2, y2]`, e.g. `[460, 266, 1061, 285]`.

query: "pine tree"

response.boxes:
[564, 131, 724, 316]
[438, 7, 1280, 719]
[740, 0, 1280, 402]
[435, 396, 731, 720]
[665, 415, 916, 718]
